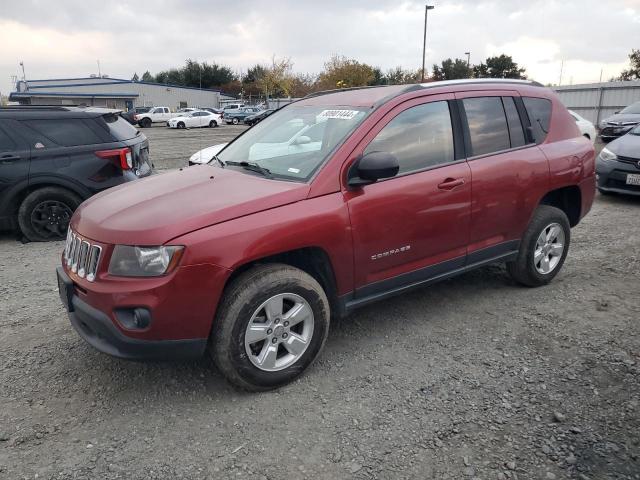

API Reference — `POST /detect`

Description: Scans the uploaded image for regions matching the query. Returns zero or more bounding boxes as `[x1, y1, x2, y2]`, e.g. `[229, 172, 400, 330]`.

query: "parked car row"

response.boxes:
[121, 106, 223, 127]
[166, 110, 223, 129]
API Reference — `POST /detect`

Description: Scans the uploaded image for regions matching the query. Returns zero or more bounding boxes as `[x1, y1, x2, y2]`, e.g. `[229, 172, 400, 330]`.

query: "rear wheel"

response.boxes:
[232, 118, 239, 125]
[507, 205, 570, 287]
[209, 120, 218, 128]
[18, 187, 82, 242]
[139, 117, 152, 128]
[210, 264, 330, 391]
[177, 122, 185, 129]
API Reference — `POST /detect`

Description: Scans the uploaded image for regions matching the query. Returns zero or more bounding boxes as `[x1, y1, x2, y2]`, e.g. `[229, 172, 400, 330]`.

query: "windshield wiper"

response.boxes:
[224, 160, 273, 178]
[211, 154, 225, 167]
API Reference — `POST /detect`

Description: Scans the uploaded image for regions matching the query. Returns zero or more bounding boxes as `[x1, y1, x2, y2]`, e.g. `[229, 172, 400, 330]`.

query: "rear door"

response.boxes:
[0, 120, 30, 219]
[455, 91, 549, 261]
[345, 94, 472, 296]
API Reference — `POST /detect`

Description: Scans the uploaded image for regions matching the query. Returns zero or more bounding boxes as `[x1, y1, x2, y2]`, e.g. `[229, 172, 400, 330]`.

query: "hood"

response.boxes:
[190, 143, 228, 164]
[607, 132, 640, 159]
[72, 165, 309, 245]
[601, 113, 640, 127]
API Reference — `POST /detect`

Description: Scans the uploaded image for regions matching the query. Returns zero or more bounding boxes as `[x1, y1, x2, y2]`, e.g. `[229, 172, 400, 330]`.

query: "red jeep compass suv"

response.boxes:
[57, 79, 595, 390]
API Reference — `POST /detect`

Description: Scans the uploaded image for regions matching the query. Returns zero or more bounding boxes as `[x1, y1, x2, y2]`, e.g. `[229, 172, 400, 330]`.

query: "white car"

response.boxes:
[569, 110, 596, 143]
[189, 143, 228, 165]
[167, 110, 223, 129]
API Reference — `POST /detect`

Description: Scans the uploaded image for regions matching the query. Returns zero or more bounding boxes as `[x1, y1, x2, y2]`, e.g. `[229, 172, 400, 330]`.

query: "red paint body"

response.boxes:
[63, 81, 595, 344]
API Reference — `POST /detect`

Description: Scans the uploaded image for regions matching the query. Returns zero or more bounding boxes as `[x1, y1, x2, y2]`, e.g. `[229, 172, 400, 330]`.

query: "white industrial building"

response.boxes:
[10, 76, 236, 111]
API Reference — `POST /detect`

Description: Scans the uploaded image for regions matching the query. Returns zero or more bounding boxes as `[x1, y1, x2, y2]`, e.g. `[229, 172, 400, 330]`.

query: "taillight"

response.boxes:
[95, 147, 133, 170]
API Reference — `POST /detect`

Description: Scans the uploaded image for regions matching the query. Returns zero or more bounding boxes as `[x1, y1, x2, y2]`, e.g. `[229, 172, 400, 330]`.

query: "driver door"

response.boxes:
[344, 94, 472, 297]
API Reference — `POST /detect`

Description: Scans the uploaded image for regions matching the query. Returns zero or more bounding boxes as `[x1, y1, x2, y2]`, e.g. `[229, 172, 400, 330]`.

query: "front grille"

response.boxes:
[618, 155, 640, 168]
[64, 229, 102, 282]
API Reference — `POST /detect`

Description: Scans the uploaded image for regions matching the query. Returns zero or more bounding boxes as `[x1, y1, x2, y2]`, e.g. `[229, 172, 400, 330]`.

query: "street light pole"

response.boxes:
[421, 5, 435, 82]
[465, 52, 471, 68]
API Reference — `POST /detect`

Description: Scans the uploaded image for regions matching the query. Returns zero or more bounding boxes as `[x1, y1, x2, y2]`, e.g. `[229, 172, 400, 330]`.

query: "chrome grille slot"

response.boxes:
[64, 229, 102, 282]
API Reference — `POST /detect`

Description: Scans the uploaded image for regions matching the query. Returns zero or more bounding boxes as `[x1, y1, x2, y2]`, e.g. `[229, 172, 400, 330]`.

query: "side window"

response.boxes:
[0, 127, 17, 151]
[22, 119, 104, 147]
[523, 97, 552, 144]
[364, 101, 455, 175]
[502, 97, 526, 148]
[462, 97, 511, 156]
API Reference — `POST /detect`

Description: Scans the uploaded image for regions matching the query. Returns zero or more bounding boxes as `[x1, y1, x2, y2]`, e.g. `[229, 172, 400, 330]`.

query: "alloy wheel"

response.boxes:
[244, 293, 314, 372]
[534, 222, 565, 274]
[30, 200, 72, 239]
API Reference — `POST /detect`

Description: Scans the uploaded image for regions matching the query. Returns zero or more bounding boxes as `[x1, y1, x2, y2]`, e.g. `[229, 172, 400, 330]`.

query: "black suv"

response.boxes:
[0, 106, 152, 241]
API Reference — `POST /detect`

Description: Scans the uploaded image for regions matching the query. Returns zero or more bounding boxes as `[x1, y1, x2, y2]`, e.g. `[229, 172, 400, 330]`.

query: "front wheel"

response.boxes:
[177, 122, 185, 129]
[507, 205, 570, 287]
[232, 118, 239, 125]
[210, 264, 330, 391]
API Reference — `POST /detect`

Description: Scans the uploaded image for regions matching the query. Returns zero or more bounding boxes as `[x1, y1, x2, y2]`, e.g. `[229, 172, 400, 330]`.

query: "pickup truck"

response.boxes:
[135, 107, 176, 128]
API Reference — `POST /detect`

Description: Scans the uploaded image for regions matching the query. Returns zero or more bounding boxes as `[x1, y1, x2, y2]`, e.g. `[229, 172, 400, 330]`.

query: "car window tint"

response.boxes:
[463, 97, 511, 156]
[503, 97, 526, 148]
[523, 97, 552, 144]
[365, 101, 455, 175]
[100, 114, 138, 141]
[22, 119, 104, 147]
[0, 127, 16, 151]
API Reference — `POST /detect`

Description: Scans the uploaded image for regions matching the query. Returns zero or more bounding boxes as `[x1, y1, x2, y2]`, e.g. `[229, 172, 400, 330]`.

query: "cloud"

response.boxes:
[1, 0, 639, 95]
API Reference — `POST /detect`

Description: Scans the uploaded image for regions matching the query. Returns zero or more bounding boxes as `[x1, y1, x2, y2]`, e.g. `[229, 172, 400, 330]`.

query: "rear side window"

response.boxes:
[502, 97, 526, 148]
[364, 101, 455, 175]
[523, 97, 552, 144]
[21, 119, 104, 147]
[0, 127, 16, 151]
[101, 114, 139, 141]
[462, 97, 511, 156]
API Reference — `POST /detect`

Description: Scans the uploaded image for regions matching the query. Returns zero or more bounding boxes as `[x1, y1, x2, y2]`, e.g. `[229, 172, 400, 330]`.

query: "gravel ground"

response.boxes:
[0, 128, 639, 479]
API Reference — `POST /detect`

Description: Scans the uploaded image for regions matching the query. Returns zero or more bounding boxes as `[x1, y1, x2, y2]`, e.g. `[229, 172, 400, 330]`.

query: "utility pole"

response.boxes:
[97, 59, 101, 78]
[421, 5, 435, 82]
[558, 59, 564, 86]
[465, 52, 471, 68]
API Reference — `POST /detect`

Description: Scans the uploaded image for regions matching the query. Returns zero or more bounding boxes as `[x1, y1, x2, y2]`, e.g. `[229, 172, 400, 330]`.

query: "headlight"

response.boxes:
[108, 245, 184, 277]
[598, 147, 617, 162]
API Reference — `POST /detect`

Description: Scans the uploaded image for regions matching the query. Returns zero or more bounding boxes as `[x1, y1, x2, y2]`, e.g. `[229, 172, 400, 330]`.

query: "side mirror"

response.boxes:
[292, 135, 311, 146]
[348, 151, 399, 187]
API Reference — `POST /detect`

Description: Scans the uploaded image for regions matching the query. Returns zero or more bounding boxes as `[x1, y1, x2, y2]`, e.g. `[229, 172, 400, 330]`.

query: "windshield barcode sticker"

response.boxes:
[318, 109, 359, 120]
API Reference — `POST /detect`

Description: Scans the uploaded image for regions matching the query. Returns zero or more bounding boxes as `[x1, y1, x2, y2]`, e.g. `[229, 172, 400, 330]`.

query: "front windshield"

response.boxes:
[620, 102, 640, 114]
[631, 124, 640, 135]
[217, 105, 369, 181]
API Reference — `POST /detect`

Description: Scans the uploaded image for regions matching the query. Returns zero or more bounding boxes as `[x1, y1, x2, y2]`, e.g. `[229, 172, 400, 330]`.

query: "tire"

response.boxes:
[232, 118, 239, 125]
[177, 122, 185, 129]
[583, 134, 590, 140]
[139, 117, 151, 128]
[507, 205, 570, 287]
[209, 120, 217, 128]
[18, 187, 82, 242]
[210, 263, 330, 391]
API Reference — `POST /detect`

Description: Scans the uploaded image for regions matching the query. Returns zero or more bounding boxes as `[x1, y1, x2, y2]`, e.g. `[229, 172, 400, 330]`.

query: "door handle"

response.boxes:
[1, 154, 20, 164]
[437, 177, 465, 190]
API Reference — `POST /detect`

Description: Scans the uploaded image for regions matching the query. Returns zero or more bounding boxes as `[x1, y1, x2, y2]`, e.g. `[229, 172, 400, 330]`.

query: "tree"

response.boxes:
[141, 71, 154, 82]
[131, 72, 139, 82]
[147, 60, 236, 88]
[618, 49, 640, 81]
[243, 64, 267, 84]
[432, 58, 472, 81]
[258, 56, 295, 99]
[385, 66, 421, 85]
[473, 54, 526, 79]
[369, 67, 388, 86]
[318, 55, 375, 89]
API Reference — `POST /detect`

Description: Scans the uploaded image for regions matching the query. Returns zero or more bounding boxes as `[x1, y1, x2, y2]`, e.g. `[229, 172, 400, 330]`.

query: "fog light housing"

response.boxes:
[115, 308, 152, 330]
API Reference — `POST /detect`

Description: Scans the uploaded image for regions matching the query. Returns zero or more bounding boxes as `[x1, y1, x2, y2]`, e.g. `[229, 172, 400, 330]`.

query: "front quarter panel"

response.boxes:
[173, 193, 354, 297]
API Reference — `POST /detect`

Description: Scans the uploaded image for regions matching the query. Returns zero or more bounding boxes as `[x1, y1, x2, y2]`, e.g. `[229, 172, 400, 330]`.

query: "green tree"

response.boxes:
[244, 64, 267, 84]
[131, 72, 139, 82]
[141, 71, 154, 82]
[318, 55, 375, 89]
[618, 49, 640, 81]
[258, 56, 295, 99]
[369, 67, 388, 86]
[385, 66, 421, 85]
[432, 58, 472, 81]
[473, 54, 526, 79]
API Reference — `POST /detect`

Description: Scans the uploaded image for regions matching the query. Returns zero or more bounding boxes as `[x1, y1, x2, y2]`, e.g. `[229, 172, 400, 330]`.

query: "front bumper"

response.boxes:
[596, 157, 640, 196]
[599, 125, 636, 140]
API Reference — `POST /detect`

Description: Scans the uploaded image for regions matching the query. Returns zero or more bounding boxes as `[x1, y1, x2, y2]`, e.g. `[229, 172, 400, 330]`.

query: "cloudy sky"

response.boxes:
[1, 0, 639, 95]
